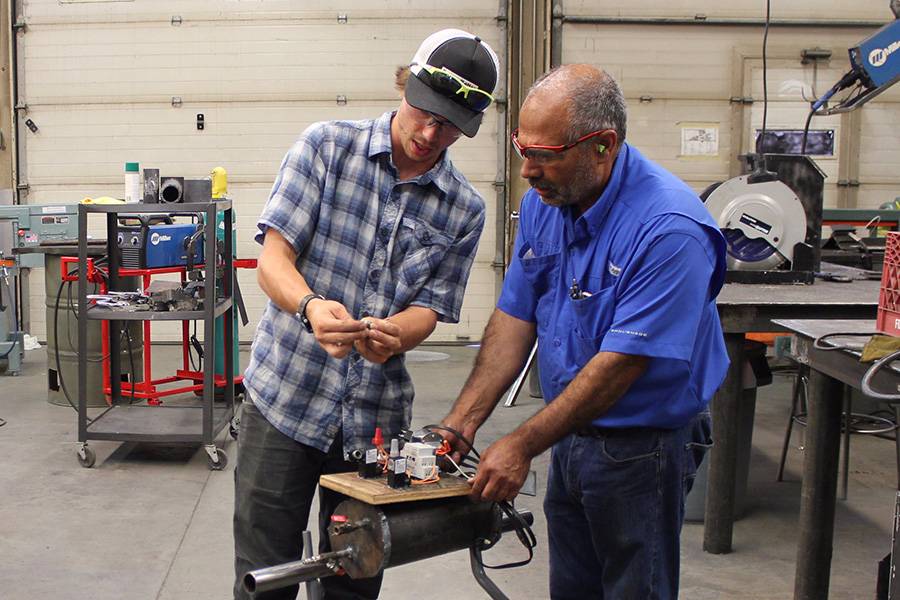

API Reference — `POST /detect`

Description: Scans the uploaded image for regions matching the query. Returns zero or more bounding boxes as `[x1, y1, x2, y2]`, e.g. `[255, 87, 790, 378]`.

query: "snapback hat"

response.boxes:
[406, 29, 500, 137]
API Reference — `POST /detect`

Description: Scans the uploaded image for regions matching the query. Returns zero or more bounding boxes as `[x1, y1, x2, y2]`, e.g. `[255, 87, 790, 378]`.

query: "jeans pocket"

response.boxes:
[600, 433, 661, 464]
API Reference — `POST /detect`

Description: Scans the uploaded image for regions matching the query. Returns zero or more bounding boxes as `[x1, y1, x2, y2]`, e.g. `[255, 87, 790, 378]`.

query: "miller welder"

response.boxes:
[117, 215, 204, 270]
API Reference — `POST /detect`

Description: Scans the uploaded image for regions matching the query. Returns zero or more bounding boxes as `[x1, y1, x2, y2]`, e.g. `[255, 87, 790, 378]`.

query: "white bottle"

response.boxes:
[124, 162, 140, 203]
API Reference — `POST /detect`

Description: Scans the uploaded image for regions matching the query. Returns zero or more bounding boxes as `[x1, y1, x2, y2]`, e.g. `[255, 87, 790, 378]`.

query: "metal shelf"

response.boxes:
[85, 403, 233, 443]
[85, 298, 232, 321]
[75, 200, 237, 468]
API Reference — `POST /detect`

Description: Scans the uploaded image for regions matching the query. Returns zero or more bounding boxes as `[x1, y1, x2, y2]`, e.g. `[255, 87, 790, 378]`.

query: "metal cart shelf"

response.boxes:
[75, 201, 236, 470]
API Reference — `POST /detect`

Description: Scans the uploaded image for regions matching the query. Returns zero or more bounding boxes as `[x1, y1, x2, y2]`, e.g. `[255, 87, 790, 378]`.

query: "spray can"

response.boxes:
[124, 162, 140, 202]
[387, 438, 408, 489]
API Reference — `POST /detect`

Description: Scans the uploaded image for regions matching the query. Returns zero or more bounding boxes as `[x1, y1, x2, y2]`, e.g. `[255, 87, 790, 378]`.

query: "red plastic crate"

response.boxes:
[877, 232, 900, 336]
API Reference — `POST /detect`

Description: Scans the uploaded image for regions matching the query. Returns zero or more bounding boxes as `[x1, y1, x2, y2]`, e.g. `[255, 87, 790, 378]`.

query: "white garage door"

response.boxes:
[17, 0, 505, 342]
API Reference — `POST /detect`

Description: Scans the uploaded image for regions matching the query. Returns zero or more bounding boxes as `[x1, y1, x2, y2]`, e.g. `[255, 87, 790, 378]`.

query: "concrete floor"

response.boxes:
[0, 344, 897, 599]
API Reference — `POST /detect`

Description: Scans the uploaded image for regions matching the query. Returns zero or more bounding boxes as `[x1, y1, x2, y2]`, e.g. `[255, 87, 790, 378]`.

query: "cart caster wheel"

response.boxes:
[229, 416, 240, 440]
[77, 445, 96, 469]
[207, 448, 228, 471]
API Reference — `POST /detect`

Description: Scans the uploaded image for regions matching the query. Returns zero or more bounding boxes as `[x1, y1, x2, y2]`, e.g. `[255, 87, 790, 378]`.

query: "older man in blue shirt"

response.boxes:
[235, 30, 500, 600]
[442, 64, 729, 599]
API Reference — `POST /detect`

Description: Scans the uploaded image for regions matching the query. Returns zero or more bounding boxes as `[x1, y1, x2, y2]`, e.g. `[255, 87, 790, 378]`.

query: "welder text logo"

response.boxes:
[150, 232, 172, 246]
[869, 40, 900, 67]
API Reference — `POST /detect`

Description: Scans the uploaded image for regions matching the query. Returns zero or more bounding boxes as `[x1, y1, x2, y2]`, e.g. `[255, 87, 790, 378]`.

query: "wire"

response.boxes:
[423, 423, 537, 570]
[812, 332, 878, 351]
[800, 107, 816, 155]
[423, 423, 481, 461]
[756, 0, 772, 156]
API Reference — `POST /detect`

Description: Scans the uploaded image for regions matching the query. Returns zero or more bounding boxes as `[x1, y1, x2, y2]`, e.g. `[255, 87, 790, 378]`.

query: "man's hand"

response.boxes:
[306, 299, 367, 359]
[469, 434, 532, 503]
[353, 318, 403, 364]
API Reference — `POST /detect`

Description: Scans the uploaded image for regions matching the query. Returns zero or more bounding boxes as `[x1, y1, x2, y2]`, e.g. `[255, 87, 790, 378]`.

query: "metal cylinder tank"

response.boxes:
[44, 252, 143, 407]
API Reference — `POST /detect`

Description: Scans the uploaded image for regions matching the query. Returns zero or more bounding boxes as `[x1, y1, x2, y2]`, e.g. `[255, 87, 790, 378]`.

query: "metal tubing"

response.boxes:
[470, 546, 510, 600]
[242, 548, 354, 595]
[560, 16, 883, 28]
[703, 332, 744, 554]
[794, 368, 844, 600]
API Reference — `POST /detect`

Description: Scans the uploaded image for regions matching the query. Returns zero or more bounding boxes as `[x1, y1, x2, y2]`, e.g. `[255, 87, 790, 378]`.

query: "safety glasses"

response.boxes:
[511, 128, 609, 164]
[416, 64, 494, 112]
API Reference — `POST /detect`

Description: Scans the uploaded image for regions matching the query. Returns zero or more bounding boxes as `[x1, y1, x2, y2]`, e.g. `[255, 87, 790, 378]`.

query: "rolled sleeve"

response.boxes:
[256, 125, 328, 253]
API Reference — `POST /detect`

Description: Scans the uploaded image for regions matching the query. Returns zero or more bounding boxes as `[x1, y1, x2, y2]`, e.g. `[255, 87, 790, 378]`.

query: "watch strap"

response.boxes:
[297, 293, 325, 333]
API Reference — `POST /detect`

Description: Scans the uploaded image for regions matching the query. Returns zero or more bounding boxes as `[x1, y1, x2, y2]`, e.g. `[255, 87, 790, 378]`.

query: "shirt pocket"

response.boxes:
[570, 286, 616, 366]
[394, 216, 452, 286]
[519, 244, 561, 297]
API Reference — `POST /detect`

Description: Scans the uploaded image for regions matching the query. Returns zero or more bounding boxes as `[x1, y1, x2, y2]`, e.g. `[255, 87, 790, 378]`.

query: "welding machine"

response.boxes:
[117, 217, 203, 269]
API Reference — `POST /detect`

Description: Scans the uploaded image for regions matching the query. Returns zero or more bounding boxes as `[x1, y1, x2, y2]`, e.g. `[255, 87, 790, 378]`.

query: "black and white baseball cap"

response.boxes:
[406, 29, 500, 137]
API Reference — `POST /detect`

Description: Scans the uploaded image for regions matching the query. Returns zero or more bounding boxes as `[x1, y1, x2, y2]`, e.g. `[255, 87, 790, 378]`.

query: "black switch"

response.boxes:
[196, 113, 205, 131]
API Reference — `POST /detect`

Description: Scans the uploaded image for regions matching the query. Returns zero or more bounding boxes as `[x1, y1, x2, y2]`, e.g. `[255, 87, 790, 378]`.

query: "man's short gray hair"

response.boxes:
[529, 66, 627, 143]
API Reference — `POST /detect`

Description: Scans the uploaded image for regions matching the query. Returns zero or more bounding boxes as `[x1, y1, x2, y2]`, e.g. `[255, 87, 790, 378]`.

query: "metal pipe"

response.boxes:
[559, 16, 883, 28]
[242, 548, 355, 595]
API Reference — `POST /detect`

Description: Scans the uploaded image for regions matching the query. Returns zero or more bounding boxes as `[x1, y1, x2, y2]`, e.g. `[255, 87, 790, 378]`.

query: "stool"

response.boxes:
[776, 361, 900, 500]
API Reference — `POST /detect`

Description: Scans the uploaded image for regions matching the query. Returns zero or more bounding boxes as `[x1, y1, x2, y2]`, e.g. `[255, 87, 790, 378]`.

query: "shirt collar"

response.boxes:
[367, 110, 455, 195]
[566, 142, 630, 239]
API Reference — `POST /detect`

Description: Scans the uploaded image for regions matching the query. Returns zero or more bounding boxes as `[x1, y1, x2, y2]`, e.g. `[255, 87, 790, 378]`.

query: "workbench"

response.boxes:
[769, 319, 897, 599]
[705, 276, 880, 557]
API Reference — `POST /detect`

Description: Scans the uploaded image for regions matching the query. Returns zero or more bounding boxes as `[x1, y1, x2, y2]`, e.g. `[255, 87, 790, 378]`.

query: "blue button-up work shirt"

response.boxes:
[498, 143, 729, 428]
[244, 111, 485, 453]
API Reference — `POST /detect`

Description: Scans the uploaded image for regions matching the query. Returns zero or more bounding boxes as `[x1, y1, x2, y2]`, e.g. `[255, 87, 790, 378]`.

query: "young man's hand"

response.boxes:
[306, 299, 367, 358]
[354, 318, 402, 364]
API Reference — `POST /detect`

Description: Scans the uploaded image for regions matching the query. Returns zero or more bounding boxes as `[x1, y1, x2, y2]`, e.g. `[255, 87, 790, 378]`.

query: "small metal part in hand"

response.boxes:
[336, 341, 343, 347]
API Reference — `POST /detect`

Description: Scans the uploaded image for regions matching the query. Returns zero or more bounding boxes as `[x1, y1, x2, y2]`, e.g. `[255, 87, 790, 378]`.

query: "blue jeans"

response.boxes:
[233, 400, 383, 600]
[544, 412, 712, 600]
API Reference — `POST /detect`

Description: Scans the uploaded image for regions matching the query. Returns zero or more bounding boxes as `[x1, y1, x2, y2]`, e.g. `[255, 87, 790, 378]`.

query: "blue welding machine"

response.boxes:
[118, 218, 204, 269]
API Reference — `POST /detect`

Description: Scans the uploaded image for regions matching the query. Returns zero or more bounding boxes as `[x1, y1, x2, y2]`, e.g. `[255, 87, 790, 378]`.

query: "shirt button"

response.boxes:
[368, 269, 380, 281]
[553, 338, 561, 347]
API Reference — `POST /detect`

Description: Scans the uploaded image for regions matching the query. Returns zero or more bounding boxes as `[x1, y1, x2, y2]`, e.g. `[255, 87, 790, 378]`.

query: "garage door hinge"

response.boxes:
[836, 179, 860, 187]
[492, 179, 505, 190]
[729, 96, 754, 104]
[16, 183, 28, 191]
[12, 20, 26, 32]
[14, 102, 27, 112]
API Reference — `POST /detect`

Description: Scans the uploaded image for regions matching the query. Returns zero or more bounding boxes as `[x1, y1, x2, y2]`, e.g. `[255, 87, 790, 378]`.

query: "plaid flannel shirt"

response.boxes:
[244, 111, 485, 454]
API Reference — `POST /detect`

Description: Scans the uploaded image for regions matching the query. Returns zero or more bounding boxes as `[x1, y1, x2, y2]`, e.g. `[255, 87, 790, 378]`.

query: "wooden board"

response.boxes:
[319, 472, 471, 505]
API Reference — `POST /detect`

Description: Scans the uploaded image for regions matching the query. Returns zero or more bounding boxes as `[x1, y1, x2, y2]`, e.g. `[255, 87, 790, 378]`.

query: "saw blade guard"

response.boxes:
[704, 176, 808, 271]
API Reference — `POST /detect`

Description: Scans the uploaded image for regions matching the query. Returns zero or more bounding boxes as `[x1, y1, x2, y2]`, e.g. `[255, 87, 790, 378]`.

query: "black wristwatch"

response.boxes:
[296, 293, 325, 333]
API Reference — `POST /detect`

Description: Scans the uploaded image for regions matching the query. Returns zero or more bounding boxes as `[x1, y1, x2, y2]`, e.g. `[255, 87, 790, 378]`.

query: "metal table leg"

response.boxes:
[704, 332, 744, 554]
[794, 368, 843, 600]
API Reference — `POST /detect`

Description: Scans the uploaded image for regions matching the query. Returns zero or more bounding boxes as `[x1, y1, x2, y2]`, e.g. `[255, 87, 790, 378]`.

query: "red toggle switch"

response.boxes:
[330, 514, 348, 523]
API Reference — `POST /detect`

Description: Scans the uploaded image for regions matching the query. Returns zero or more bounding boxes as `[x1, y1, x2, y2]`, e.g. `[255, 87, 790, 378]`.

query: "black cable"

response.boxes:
[123, 324, 138, 404]
[424, 423, 481, 461]
[53, 278, 90, 421]
[812, 332, 879, 351]
[800, 107, 816, 155]
[756, 0, 772, 155]
[424, 423, 537, 569]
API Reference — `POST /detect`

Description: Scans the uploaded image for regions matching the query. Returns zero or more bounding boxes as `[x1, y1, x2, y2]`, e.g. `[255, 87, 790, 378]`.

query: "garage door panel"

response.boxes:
[20, 103, 501, 185]
[26, 0, 498, 21]
[561, 0, 888, 21]
[21, 20, 503, 104]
